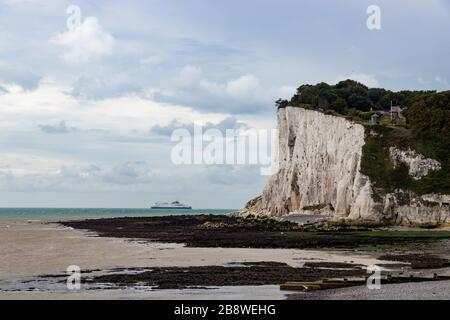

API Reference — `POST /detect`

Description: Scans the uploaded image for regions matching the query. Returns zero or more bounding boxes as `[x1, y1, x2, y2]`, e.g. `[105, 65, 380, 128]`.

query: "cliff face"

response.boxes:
[243, 107, 450, 224]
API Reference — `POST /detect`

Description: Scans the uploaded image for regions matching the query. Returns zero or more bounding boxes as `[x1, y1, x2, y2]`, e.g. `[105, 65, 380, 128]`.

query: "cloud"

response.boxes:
[140, 54, 164, 66]
[225, 74, 260, 98]
[0, 32, 11, 53]
[149, 119, 187, 137]
[417, 77, 430, 85]
[149, 116, 248, 137]
[204, 165, 264, 186]
[213, 116, 249, 133]
[39, 120, 76, 134]
[198, 74, 261, 99]
[0, 79, 225, 135]
[159, 72, 271, 114]
[434, 76, 449, 88]
[143, 87, 176, 100]
[50, 17, 114, 63]
[0, 81, 25, 94]
[0, 161, 154, 191]
[335, 73, 380, 88]
[102, 161, 154, 185]
[277, 85, 297, 100]
[416, 76, 449, 90]
[3, 0, 48, 7]
[0, 152, 76, 176]
[0, 157, 263, 193]
[177, 65, 202, 87]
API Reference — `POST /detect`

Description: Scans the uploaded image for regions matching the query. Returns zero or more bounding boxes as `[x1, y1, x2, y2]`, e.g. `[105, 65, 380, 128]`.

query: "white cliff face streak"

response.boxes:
[243, 107, 450, 224]
[389, 147, 441, 180]
[245, 107, 379, 219]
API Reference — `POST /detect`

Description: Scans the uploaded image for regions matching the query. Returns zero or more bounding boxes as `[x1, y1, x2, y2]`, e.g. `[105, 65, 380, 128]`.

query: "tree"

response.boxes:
[331, 97, 347, 113]
[275, 99, 289, 109]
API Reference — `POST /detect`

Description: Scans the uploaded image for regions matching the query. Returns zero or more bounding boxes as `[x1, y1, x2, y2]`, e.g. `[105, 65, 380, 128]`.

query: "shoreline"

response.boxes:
[61, 214, 450, 251]
[0, 218, 387, 279]
[1, 215, 450, 300]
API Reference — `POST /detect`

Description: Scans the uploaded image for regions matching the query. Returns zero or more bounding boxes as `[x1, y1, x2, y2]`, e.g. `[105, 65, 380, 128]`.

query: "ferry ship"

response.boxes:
[150, 201, 192, 209]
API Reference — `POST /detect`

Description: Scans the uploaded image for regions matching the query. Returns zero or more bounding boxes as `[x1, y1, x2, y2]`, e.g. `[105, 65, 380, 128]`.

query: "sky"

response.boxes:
[0, 0, 449, 208]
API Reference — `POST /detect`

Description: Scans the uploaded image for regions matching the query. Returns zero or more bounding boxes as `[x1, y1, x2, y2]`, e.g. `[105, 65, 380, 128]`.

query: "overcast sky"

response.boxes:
[0, 0, 449, 208]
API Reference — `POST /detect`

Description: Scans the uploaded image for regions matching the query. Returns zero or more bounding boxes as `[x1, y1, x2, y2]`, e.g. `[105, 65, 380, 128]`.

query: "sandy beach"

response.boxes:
[0, 218, 388, 299]
[2, 216, 450, 300]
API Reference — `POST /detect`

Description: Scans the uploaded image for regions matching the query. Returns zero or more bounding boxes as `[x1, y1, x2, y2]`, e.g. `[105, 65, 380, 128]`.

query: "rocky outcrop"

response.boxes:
[387, 192, 450, 224]
[389, 147, 441, 180]
[242, 107, 450, 224]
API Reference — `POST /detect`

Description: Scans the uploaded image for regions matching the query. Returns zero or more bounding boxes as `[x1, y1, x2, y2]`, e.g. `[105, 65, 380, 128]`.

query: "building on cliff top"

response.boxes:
[371, 114, 380, 125]
[390, 102, 405, 121]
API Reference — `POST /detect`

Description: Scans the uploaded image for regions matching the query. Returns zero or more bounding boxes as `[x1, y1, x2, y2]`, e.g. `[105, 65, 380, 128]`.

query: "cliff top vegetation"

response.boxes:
[277, 80, 450, 195]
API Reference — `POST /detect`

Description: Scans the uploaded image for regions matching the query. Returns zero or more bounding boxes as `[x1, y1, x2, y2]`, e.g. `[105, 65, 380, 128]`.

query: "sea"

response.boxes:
[0, 208, 236, 221]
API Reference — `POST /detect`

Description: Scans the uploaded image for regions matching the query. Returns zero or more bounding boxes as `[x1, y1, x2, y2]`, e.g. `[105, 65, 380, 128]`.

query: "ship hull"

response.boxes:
[150, 206, 192, 210]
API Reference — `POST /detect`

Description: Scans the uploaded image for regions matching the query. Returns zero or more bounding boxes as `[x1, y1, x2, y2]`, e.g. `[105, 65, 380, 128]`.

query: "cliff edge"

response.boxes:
[242, 107, 450, 224]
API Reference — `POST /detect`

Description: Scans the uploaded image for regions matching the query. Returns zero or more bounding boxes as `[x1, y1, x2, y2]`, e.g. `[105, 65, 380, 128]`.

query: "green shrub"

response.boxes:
[278, 80, 449, 196]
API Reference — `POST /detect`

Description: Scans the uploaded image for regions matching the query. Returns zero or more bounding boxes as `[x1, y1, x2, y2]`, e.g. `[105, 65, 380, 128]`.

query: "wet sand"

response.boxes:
[291, 280, 450, 300]
[0, 218, 386, 299]
[2, 217, 449, 300]
[0, 219, 386, 279]
[0, 285, 290, 300]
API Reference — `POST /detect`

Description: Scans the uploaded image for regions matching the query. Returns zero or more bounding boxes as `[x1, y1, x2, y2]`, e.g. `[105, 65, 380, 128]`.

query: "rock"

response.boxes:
[241, 107, 450, 224]
[389, 147, 441, 180]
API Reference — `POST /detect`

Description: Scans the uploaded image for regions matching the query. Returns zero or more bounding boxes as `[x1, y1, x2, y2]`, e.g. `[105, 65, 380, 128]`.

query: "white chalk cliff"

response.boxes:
[389, 147, 441, 180]
[243, 107, 450, 224]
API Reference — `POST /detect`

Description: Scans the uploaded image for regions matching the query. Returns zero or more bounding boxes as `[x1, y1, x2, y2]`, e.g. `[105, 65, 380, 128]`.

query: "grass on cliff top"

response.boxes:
[360, 125, 450, 196]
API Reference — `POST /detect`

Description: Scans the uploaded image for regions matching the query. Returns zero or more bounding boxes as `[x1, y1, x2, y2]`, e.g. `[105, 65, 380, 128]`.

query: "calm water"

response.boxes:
[0, 208, 236, 221]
